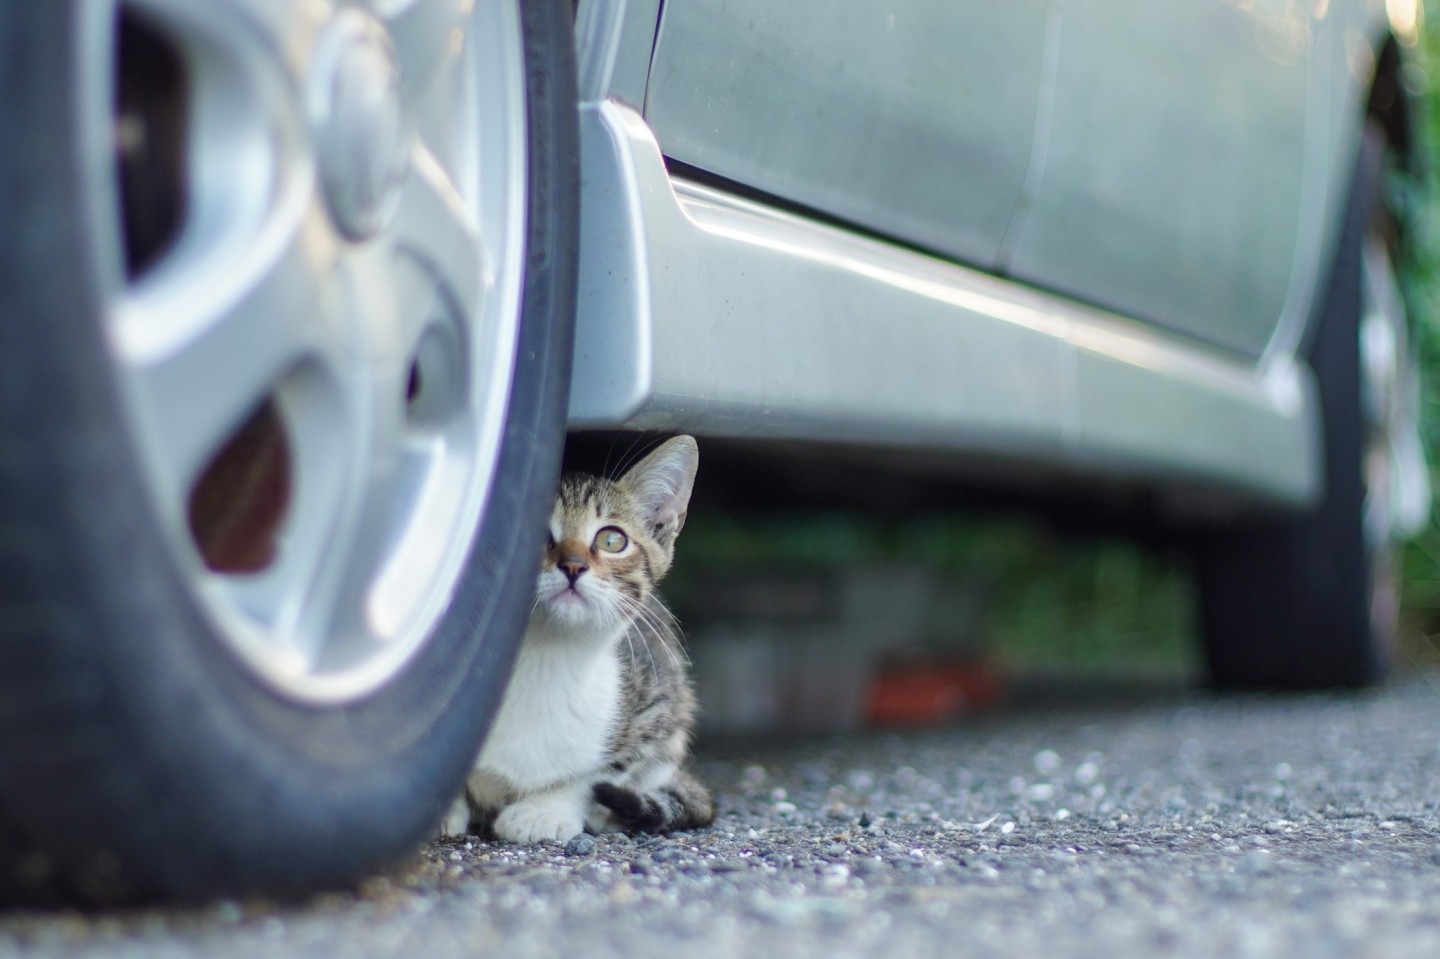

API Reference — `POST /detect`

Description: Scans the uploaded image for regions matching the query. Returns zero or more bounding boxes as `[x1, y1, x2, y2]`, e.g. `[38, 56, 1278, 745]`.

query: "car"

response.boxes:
[0, 0, 1427, 903]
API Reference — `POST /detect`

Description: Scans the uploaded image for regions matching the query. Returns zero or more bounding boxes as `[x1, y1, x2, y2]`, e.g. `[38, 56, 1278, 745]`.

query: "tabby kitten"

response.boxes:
[444, 435, 713, 842]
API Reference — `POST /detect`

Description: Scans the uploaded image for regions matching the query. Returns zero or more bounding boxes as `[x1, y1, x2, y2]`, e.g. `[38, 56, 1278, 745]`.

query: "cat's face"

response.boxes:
[532, 436, 698, 637]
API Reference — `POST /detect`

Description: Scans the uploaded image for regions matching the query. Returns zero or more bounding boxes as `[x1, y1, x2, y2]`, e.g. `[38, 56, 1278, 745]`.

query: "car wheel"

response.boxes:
[0, 0, 576, 902]
[1194, 124, 1426, 690]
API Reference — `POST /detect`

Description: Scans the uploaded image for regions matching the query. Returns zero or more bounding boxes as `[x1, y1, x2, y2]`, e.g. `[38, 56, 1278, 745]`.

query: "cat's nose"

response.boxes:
[559, 557, 588, 584]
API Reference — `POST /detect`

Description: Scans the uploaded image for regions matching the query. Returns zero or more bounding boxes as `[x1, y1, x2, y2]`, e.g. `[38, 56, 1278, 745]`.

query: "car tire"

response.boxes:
[0, 0, 576, 903]
[1193, 123, 1412, 691]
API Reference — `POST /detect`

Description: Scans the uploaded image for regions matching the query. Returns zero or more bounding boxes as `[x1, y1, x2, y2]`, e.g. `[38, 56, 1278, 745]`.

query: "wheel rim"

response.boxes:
[82, 0, 529, 703]
[1358, 225, 1426, 647]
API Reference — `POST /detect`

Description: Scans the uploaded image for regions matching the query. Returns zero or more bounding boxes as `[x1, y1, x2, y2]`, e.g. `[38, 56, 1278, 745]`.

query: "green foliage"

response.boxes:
[1398, 6, 1440, 655]
[670, 513, 1194, 677]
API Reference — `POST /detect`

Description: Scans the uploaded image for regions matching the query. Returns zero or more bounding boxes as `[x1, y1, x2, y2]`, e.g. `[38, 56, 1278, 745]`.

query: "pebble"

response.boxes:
[564, 835, 597, 857]
[1034, 750, 1062, 775]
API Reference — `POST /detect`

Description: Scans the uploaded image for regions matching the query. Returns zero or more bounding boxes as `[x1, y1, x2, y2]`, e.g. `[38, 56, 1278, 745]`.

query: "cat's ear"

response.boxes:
[618, 436, 698, 539]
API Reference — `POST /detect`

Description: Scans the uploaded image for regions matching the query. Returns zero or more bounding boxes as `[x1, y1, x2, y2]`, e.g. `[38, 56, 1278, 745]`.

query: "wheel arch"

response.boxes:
[1366, 33, 1419, 174]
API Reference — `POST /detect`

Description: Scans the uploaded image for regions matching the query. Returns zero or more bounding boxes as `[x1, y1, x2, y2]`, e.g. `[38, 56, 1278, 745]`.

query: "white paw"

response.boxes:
[494, 800, 584, 843]
[438, 796, 471, 838]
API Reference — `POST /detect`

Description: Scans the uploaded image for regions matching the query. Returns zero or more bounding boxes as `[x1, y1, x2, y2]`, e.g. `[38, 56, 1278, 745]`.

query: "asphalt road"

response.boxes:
[5, 673, 1440, 959]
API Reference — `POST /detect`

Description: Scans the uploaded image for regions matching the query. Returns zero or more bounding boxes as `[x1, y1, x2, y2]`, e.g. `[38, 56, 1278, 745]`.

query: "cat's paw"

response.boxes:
[438, 796, 472, 838]
[585, 804, 623, 834]
[493, 799, 585, 843]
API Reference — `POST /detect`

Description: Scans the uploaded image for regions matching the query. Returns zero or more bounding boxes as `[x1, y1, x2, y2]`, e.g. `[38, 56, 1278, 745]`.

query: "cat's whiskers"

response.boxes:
[620, 627, 659, 685]
[605, 431, 660, 482]
[613, 591, 688, 671]
[602, 589, 665, 681]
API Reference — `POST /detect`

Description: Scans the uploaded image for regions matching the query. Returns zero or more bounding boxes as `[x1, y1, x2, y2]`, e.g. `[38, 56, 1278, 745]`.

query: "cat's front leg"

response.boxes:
[493, 782, 589, 843]
[438, 796, 472, 838]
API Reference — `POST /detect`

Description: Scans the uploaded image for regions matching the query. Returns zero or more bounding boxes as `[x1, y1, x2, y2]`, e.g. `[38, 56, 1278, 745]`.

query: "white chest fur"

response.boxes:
[477, 631, 621, 794]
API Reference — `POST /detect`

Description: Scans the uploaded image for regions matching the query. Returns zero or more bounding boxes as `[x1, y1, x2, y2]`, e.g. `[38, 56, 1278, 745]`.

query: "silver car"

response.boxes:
[0, 0, 1427, 901]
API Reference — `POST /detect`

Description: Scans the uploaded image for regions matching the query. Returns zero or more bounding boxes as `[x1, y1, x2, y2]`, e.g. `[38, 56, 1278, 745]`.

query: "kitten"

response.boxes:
[443, 435, 714, 842]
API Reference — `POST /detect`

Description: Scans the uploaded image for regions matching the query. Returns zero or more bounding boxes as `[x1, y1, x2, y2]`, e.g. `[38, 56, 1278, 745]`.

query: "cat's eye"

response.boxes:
[594, 527, 628, 553]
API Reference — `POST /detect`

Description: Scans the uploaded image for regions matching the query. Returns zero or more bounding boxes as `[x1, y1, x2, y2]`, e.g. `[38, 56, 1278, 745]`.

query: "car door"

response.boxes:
[1002, 0, 1315, 357]
[642, 0, 1056, 271]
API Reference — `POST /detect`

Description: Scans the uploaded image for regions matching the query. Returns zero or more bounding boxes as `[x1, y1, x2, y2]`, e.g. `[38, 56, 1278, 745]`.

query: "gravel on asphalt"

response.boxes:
[4, 674, 1440, 959]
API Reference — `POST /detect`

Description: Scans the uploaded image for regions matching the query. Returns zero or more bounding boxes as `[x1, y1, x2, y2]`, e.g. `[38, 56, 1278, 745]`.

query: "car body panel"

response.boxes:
[643, 0, 1052, 269]
[1001, 0, 1311, 358]
[574, 0, 660, 109]
[567, 0, 1407, 513]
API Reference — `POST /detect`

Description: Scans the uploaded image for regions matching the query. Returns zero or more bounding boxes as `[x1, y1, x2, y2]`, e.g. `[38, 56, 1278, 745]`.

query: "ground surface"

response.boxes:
[4, 674, 1440, 958]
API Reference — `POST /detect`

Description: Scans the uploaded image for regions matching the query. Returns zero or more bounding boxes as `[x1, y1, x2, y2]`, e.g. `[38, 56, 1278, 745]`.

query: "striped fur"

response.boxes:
[444, 436, 713, 842]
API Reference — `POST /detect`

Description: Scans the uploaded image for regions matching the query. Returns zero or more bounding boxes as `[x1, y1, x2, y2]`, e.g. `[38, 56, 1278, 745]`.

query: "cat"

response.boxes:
[442, 435, 714, 842]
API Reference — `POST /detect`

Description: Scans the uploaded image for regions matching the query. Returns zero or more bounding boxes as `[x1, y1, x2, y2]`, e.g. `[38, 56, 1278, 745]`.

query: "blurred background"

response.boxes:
[1392, 0, 1440, 667]
[652, 2, 1440, 735]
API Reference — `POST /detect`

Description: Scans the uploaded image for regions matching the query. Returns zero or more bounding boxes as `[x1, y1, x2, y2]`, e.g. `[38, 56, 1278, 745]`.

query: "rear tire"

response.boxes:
[1194, 126, 1408, 690]
[0, 0, 577, 903]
